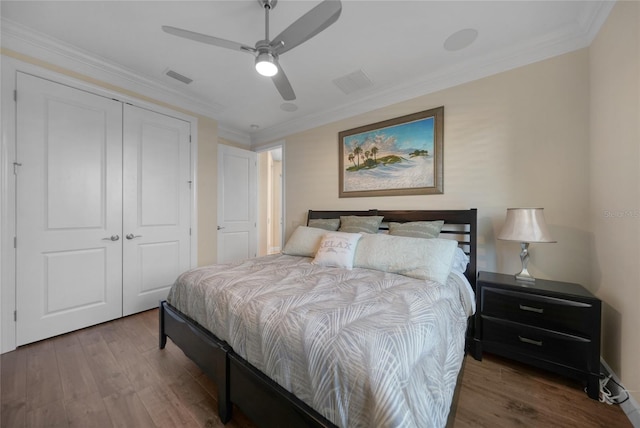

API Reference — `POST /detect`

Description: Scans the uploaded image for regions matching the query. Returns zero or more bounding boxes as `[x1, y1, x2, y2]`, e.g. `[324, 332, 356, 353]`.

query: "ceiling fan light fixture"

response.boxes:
[163, 0, 342, 99]
[255, 52, 278, 77]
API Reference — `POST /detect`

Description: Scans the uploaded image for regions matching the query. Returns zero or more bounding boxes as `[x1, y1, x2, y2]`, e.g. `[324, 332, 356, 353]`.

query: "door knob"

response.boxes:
[102, 235, 120, 241]
[217, 226, 225, 230]
[126, 233, 143, 240]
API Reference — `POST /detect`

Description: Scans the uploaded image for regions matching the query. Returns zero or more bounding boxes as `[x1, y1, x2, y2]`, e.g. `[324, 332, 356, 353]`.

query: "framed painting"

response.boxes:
[338, 106, 443, 198]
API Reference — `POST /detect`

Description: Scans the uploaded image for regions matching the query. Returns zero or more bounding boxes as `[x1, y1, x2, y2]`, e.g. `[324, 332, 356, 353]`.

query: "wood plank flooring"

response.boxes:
[1, 309, 631, 428]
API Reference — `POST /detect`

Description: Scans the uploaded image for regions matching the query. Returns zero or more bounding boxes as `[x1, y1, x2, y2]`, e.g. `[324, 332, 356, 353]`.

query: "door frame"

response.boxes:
[255, 141, 286, 256]
[0, 57, 199, 353]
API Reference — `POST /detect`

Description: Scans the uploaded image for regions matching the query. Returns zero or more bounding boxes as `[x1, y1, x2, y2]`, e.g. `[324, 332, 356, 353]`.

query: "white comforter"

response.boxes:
[167, 254, 469, 428]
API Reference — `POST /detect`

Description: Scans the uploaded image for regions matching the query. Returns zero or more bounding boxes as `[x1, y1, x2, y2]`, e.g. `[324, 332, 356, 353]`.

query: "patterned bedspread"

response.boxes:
[167, 254, 469, 428]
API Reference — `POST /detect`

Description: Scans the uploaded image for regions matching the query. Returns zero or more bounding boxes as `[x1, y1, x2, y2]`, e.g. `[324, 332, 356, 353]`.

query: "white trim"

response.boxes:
[254, 141, 286, 252]
[600, 358, 640, 426]
[189, 121, 199, 271]
[250, 25, 589, 145]
[0, 56, 199, 353]
[249, 4, 614, 146]
[1, 18, 224, 120]
[218, 124, 252, 147]
[2, 2, 613, 149]
[1, 57, 18, 353]
[252, 139, 286, 153]
[280, 141, 286, 249]
[578, 0, 617, 46]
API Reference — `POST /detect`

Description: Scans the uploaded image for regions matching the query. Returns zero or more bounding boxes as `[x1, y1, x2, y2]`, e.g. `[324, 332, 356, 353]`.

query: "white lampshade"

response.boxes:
[497, 208, 556, 243]
[255, 52, 278, 77]
[498, 208, 555, 282]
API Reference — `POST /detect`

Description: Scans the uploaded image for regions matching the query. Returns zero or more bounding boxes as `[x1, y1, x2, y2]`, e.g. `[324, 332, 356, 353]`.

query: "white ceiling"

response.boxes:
[1, 1, 613, 146]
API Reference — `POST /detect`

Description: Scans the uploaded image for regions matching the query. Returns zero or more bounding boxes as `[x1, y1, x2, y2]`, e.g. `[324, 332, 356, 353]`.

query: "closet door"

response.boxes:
[122, 105, 191, 315]
[15, 73, 123, 345]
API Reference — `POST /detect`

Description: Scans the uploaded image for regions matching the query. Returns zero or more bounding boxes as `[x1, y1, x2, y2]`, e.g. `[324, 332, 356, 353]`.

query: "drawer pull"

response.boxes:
[519, 304, 544, 314]
[518, 336, 543, 346]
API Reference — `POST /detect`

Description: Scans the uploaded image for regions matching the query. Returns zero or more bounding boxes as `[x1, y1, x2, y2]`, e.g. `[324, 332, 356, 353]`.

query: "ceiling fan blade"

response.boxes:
[272, 62, 296, 101]
[162, 26, 255, 53]
[270, 0, 342, 55]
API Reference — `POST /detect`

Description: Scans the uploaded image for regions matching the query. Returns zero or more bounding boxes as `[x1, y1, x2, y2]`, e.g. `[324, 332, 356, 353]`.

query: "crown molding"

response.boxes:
[250, 2, 614, 145]
[1, 18, 225, 120]
[1, 0, 614, 148]
[218, 124, 252, 146]
[577, 0, 616, 45]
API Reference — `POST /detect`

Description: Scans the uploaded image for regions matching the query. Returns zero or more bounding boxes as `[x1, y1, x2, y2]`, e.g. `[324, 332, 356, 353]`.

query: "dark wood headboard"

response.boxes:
[307, 209, 477, 289]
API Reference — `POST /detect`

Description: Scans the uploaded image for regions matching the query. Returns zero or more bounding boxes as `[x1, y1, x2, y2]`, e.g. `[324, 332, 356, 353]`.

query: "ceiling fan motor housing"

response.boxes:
[163, 0, 342, 100]
[259, 0, 277, 10]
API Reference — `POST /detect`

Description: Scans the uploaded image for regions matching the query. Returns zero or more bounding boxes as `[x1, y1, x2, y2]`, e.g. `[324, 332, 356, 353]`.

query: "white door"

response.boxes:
[122, 105, 192, 315]
[217, 145, 257, 263]
[16, 73, 123, 345]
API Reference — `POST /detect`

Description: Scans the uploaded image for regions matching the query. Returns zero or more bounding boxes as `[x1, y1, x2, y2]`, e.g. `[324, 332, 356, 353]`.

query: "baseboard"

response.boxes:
[600, 358, 640, 427]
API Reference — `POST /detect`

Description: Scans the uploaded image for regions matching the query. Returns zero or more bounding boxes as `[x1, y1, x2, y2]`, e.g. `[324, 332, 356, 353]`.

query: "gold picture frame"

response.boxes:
[338, 106, 444, 198]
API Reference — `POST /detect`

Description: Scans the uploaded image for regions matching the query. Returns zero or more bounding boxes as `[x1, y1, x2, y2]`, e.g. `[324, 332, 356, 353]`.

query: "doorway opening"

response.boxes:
[257, 147, 283, 256]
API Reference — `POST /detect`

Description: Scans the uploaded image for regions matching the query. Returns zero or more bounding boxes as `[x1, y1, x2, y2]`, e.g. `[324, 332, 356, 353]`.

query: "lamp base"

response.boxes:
[515, 269, 535, 283]
[515, 242, 535, 282]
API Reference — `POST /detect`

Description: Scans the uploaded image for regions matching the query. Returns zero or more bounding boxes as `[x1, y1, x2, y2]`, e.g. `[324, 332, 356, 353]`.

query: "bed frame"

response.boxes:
[159, 208, 477, 427]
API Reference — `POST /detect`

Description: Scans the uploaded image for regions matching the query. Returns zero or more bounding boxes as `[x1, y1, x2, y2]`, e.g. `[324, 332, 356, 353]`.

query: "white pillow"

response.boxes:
[388, 220, 444, 239]
[354, 234, 458, 284]
[312, 232, 362, 269]
[308, 218, 340, 231]
[452, 247, 470, 273]
[282, 226, 328, 257]
[447, 270, 476, 317]
[339, 215, 384, 234]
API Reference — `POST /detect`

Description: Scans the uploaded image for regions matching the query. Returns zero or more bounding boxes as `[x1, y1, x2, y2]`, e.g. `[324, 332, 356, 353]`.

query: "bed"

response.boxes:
[159, 209, 477, 428]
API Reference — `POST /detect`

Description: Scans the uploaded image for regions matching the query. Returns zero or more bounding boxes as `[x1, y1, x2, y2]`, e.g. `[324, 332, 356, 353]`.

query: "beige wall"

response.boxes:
[589, 1, 640, 402]
[1, 48, 220, 266]
[281, 6, 640, 400]
[285, 49, 591, 285]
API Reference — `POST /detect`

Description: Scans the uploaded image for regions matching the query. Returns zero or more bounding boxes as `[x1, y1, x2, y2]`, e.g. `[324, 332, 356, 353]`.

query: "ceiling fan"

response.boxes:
[162, 0, 342, 101]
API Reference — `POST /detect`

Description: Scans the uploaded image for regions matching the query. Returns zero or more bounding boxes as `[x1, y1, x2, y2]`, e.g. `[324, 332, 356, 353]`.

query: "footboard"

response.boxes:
[229, 352, 337, 428]
[159, 301, 232, 423]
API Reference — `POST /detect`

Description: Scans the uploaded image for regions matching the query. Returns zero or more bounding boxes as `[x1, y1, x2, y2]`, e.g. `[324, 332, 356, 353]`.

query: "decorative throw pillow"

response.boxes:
[354, 234, 458, 284]
[388, 220, 444, 239]
[308, 218, 340, 231]
[312, 232, 362, 269]
[282, 226, 328, 257]
[339, 215, 384, 234]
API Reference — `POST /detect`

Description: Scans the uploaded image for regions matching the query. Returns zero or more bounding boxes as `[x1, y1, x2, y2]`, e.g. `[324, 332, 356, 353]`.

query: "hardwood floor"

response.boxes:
[1, 309, 631, 428]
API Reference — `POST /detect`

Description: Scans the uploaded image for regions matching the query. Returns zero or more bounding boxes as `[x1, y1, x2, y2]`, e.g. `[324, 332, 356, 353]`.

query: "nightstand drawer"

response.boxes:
[482, 287, 595, 336]
[482, 316, 592, 371]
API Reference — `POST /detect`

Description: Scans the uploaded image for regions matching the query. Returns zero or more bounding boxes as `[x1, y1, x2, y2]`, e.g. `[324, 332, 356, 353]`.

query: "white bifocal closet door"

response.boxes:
[122, 105, 191, 315]
[16, 73, 123, 346]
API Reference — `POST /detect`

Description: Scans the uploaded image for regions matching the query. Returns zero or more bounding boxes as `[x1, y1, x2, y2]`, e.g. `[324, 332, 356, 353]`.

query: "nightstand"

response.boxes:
[472, 271, 601, 399]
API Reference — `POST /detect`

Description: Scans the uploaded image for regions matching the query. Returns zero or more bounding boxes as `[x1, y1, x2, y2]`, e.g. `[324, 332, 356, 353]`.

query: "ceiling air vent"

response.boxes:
[165, 69, 193, 85]
[332, 69, 373, 95]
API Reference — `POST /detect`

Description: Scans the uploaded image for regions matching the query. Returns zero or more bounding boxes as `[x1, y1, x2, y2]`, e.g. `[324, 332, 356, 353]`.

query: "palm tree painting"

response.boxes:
[338, 107, 444, 198]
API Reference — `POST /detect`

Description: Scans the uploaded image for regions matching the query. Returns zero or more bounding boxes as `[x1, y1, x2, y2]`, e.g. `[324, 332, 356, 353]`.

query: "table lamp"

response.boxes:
[497, 208, 556, 282]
